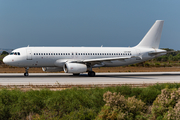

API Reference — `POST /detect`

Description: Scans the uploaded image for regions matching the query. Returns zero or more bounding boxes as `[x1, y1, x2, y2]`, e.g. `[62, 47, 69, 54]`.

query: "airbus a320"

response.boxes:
[3, 20, 166, 77]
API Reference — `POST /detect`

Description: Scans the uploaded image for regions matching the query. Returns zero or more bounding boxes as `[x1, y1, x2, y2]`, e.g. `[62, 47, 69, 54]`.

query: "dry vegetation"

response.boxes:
[0, 66, 180, 73]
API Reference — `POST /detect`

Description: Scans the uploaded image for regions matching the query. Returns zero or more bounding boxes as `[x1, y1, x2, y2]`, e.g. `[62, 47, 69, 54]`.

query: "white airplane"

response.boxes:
[3, 20, 166, 77]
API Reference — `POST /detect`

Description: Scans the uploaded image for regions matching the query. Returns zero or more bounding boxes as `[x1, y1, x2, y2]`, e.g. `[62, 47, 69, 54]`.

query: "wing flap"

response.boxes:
[83, 56, 131, 63]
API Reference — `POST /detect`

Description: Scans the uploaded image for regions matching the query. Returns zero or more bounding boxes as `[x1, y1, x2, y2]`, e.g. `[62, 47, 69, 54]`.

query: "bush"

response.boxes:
[152, 88, 180, 119]
[144, 62, 150, 67]
[155, 62, 161, 67]
[1, 83, 180, 119]
[96, 91, 147, 119]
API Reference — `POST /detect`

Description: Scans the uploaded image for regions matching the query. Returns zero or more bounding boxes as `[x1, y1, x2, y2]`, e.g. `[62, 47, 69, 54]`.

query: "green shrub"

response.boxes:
[0, 83, 180, 119]
[155, 62, 161, 67]
[144, 62, 150, 67]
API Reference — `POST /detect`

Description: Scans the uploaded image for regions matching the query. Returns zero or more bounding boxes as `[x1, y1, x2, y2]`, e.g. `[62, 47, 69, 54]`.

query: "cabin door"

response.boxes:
[27, 49, 32, 60]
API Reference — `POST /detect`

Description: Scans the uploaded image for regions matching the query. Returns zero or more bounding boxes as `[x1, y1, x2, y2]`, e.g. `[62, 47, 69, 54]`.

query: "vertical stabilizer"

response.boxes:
[135, 20, 164, 49]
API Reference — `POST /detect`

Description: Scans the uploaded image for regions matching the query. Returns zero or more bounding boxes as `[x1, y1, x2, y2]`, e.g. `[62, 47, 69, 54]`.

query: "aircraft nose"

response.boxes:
[3, 56, 11, 65]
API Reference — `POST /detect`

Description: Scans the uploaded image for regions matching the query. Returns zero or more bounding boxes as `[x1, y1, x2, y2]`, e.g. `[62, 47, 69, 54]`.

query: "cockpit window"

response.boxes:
[10, 52, 20, 55]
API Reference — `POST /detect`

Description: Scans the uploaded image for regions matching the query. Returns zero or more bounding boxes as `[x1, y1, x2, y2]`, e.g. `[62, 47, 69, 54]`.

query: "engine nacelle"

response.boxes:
[63, 63, 87, 73]
[42, 67, 63, 72]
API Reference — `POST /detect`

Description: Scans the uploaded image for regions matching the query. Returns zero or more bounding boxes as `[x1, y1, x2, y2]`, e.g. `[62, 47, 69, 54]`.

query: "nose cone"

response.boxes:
[3, 56, 11, 65]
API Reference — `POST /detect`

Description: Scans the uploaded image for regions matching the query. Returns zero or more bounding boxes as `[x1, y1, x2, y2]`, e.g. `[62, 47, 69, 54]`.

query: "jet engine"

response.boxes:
[63, 63, 87, 73]
[42, 67, 63, 72]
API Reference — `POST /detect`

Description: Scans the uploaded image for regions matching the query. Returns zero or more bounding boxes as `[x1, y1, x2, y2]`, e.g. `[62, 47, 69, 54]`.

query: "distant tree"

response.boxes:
[1, 51, 9, 55]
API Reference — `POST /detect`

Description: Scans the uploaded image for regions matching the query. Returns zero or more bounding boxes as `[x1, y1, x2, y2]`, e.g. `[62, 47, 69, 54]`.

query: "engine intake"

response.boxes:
[63, 63, 87, 73]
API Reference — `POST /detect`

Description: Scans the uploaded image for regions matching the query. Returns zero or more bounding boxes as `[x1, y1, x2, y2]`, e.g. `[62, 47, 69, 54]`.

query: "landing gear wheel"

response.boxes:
[88, 71, 95, 77]
[73, 73, 80, 76]
[24, 67, 29, 76]
[24, 72, 29, 76]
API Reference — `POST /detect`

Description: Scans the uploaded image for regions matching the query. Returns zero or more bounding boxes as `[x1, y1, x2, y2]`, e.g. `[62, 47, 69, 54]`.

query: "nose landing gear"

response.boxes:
[24, 67, 29, 76]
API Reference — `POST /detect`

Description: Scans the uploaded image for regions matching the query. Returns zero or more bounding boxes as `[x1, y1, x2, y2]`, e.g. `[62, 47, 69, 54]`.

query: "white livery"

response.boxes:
[3, 20, 166, 76]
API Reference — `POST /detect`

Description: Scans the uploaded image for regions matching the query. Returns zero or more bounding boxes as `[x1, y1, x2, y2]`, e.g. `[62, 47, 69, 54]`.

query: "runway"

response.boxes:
[0, 72, 180, 85]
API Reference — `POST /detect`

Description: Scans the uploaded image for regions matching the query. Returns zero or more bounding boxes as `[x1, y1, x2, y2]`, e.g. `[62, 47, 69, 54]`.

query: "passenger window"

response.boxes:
[34, 53, 35, 55]
[46, 53, 48, 55]
[18, 52, 20, 55]
[98, 53, 99, 55]
[95, 53, 97, 55]
[39, 53, 40, 55]
[72, 53, 73, 55]
[41, 53, 43, 55]
[105, 53, 106, 55]
[93, 53, 94, 55]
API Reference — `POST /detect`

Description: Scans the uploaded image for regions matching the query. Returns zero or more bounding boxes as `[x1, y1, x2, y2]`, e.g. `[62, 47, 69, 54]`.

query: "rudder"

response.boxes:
[135, 20, 164, 49]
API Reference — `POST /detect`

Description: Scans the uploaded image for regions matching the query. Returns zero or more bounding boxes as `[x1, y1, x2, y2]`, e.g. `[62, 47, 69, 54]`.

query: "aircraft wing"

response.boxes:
[82, 56, 132, 63]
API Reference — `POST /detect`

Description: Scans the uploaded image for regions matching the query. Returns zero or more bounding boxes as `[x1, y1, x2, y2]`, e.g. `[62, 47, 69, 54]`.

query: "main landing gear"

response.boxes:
[73, 73, 80, 76]
[24, 67, 29, 76]
[88, 71, 95, 77]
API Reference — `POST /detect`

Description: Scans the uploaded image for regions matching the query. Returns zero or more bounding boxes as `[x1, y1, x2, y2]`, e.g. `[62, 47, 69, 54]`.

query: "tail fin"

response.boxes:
[135, 20, 164, 49]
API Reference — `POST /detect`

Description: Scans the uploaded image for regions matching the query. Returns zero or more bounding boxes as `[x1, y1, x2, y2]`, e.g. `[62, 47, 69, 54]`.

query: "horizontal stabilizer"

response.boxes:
[148, 50, 167, 55]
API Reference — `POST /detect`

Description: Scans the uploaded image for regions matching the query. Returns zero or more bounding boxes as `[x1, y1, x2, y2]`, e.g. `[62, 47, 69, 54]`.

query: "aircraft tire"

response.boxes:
[88, 71, 95, 77]
[73, 73, 80, 76]
[24, 72, 29, 76]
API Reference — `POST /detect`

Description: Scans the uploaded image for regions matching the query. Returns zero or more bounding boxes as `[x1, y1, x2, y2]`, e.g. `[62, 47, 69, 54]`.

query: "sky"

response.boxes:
[0, 0, 180, 50]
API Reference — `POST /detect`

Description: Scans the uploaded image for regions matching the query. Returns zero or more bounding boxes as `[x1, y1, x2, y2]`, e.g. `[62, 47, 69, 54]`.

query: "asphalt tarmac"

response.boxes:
[0, 72, 180, 85]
